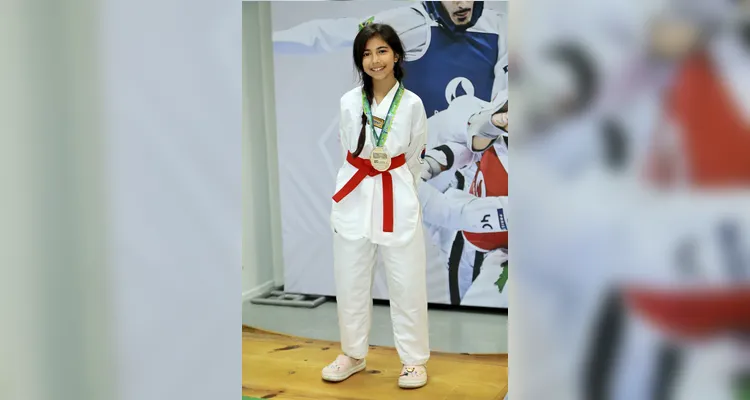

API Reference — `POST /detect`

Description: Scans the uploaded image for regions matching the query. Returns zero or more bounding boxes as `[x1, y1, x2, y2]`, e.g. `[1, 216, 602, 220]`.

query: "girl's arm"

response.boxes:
[406, 98, 428, 188]
[338, 97, 349, 162]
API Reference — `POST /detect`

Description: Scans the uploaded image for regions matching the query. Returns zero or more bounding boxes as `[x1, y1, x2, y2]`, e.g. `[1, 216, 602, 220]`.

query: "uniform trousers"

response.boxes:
[332, 224, 430, 366]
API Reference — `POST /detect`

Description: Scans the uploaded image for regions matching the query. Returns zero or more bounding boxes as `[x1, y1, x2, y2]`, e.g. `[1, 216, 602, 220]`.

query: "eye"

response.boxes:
[378, 49, 387, 54]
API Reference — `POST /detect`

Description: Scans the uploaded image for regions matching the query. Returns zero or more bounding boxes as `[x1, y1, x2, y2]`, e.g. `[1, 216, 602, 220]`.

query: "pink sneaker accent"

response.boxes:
[321, 354, 366, 382]
[398, 365, 427, 388]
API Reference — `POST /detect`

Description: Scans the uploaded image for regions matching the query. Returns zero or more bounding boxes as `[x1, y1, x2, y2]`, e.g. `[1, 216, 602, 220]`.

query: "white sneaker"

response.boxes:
[321, 354, 366, 382]
[398, 365, 427, 389]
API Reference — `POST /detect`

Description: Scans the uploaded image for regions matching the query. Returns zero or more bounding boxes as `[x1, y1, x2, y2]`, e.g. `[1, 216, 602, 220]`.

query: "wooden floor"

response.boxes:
[242, 326, 508, 400]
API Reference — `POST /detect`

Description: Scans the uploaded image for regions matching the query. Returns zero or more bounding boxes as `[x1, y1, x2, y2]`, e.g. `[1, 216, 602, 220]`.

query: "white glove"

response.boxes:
[421, 155, 443, 181]
[468, 104, 508, 141]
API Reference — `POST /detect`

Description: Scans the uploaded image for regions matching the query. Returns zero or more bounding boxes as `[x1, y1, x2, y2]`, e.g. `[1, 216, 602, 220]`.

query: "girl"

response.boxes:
[322, 23, 430, 389]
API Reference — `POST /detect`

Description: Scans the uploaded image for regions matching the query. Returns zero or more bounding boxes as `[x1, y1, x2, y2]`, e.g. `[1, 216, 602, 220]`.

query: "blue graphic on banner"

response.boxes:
[402, 26, 498, 116]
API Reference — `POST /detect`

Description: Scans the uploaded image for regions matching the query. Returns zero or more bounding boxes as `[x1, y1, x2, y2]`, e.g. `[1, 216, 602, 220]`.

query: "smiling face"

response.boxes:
[361, 35, 398, 81]
[441, 1, 475, 25]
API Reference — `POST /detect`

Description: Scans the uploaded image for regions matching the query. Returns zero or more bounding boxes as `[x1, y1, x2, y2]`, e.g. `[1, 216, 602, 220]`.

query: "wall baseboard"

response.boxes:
[243, 280, 275, 303]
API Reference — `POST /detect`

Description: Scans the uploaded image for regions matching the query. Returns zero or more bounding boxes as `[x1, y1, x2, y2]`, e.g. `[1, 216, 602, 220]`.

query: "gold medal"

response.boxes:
[369, 146, 391, 172]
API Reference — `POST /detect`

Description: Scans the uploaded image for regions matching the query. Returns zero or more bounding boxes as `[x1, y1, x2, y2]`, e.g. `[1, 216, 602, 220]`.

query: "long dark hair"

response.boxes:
[350, 23, 406, 158]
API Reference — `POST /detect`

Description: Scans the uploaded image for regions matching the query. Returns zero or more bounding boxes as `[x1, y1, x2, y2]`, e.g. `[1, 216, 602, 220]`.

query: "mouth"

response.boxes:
[454, 8, 471, 20]
[370, 66, 385, 73]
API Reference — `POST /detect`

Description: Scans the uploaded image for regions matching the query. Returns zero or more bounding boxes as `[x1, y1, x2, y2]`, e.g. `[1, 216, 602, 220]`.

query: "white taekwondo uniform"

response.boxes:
[331, 81, 430, 366]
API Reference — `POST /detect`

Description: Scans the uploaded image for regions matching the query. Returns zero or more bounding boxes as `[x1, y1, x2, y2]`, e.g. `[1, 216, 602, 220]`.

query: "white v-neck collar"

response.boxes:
[365, 81, 400, 148]
[371, 81, 401, 113]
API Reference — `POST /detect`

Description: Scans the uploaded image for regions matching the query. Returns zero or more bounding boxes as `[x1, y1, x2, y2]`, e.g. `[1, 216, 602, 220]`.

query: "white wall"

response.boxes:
[6, 1, 246, 399]
[242, 0, 285, 302]
[104, 0, 243, 399]
[3, 1, 242, 400]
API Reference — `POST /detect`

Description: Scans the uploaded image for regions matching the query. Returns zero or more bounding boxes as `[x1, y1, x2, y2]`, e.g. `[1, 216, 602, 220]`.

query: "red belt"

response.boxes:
[332, 151, 406, 233]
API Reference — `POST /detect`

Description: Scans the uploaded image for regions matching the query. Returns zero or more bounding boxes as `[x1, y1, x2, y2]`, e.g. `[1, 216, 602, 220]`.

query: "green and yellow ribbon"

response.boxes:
[362, 84, 405, 148]
[358, 16, 374, 31]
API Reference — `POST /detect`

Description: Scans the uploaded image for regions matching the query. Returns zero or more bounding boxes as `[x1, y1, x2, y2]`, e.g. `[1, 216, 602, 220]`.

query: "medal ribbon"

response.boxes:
[362, 83, 405, 148]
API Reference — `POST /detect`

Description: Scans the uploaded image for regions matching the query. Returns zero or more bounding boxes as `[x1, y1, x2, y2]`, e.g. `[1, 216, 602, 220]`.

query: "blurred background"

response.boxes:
[511, 0, 750, 399]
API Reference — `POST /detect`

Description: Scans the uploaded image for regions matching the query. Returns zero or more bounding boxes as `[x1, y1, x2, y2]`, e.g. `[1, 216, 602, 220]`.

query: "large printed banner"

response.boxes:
[271, 1, 509, 308]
